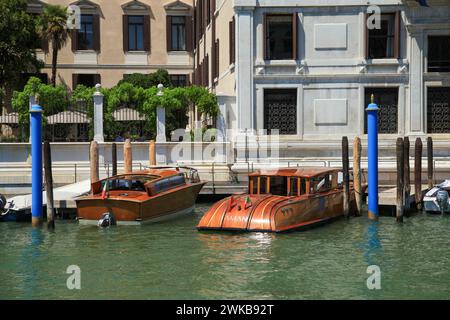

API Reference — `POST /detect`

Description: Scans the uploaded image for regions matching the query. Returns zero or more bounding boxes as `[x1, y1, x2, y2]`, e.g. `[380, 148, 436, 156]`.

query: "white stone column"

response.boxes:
[235, 5, 255, 131]
[155, 84, 167, 164]
[216, 95, 228, 142]
[93, 84, 104, 143]
[194, 105, 201, 129]
[156, 106, 166, 142]
[156, 84, 166, 143]
[409, 30, 425, 134]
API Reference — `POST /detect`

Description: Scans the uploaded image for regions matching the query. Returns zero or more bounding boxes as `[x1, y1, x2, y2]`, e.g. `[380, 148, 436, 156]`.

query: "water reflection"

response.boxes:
[20, 228, 44, 298]
[363, 220, 382, 266]
[196, 231, 278, 298]
[2, 208, 450, 299]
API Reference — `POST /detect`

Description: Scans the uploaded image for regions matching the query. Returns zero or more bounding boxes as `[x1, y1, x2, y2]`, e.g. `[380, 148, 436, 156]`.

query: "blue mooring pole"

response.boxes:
[366, 94, 379, 220]
[30, 104, 43, 227]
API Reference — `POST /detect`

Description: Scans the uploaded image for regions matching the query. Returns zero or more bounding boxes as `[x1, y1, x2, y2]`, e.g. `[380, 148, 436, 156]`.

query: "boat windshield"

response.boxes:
[310, 175, 332, 193]
[106, 175, 159, 192]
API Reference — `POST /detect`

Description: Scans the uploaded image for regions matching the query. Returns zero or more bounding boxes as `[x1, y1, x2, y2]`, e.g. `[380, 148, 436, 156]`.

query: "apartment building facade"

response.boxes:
[29, 0, 195, 89]
[195, 0, 450, 156]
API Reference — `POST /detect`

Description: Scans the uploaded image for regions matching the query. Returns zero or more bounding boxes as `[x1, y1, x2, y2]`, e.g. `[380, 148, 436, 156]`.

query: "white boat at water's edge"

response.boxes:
[423, 180, 450, 214]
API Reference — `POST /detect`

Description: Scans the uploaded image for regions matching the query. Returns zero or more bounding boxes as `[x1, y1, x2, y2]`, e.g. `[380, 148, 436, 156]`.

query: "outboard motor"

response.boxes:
[0, 194, 6, 213]
[436, 189, 449, 215]
[97, 212, 117, 227]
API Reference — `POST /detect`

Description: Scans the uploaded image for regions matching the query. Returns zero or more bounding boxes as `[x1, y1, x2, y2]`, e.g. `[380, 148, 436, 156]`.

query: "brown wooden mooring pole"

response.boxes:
[124, 139, 132, 173]
[353, 136, 362, 216]
[149, 140, 156, 166]
[403, 137, 410, 210]
[43, 141, 55, 230]
[342, 136, 350, 217]
[90, 140, 99, 185]
[414, 138, 423, 210]
[427, 137, 433, 189]
[396, 138, 404, 222]
[112, 142, 117, 176]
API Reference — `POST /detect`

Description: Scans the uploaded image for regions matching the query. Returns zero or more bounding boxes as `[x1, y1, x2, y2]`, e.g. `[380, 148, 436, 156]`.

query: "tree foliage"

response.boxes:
[12, 77, 69, 124]
[0, 0, 43, 106]
[12, 77, 220, 141]
[117, 69, 173, 89]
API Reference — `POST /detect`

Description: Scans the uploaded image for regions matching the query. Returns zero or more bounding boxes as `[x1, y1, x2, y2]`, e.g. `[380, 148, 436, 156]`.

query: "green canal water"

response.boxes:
[1, 203, 449, 300]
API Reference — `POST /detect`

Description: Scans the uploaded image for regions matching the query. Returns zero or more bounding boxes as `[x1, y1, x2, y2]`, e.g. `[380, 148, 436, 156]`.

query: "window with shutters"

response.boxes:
[264, 14, 297, 60]
[428, 36, 450, 73]
[128, 15, 145, 51]
[229, 17, 235, 65]
[366, 12, 400, 59]
[214, 39, 219, 80]
[122, 1, 150, 52]
[206, 0, 211, 26]
[169, 16, 186, 51]
[78, 15, 94, 50]
[70, 1, 100, 52]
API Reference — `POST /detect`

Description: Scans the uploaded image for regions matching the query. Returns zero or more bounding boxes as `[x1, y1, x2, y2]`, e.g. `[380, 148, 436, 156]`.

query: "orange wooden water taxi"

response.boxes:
[197, 167, 356, 232]
[76, 167, 205, 226]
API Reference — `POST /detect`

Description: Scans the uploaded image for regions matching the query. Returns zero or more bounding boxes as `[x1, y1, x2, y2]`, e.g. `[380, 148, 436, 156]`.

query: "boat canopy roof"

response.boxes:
[248, 167, 341, 179]
[107, 169, 181, 180]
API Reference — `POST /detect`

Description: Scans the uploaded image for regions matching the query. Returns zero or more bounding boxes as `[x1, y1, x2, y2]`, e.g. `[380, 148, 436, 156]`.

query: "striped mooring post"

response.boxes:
[30, 104, 43, 227]
[366, 94, 379, 220]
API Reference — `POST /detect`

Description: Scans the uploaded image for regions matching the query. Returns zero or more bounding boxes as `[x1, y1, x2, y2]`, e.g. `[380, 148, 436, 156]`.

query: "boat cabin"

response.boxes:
[248, 167, 343, 197]
[90, 169, 192, 197]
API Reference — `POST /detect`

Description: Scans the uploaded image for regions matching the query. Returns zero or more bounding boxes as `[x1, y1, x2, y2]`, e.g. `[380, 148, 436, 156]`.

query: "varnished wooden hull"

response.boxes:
[76, 182, 205, 225]
[197, 188, 356, 233]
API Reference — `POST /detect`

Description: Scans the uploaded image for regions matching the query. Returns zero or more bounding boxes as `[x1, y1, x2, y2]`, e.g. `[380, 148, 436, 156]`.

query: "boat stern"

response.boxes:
[197, 195, 279, 232]
[75, 196, 142, 225]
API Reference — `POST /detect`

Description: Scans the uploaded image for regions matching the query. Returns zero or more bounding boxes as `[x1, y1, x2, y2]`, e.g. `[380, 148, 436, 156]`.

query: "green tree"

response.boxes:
[38, 4, 69, 86]
[12, 76, 69, 139]
[0, 0, 43, 109]
[118, 69, 173, 89]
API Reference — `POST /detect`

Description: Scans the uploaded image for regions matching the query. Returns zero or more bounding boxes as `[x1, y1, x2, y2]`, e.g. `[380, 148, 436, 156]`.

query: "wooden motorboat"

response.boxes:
[197, 167, 356, 232]
[76, 167, 205, 225]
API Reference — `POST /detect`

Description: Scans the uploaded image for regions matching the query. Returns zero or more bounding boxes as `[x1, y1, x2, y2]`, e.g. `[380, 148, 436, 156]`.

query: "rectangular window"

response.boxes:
[128, 15, 145, 51]
[270, 176, 288, 196]
[77, 14, 94, 50]
[17, 73, 48, 91]
[213, 39, 219, 80]
[229, 17, 235, 65]
[264, 89, 297, 135]
[259, 176, 267, 194]
[264, 14, 297, 60]
[72, 74, 101, 90]
[367, 13, 400, 59]
[170, 16, 186, 51]
[170, 75, 188, 87]
[30, 13, 48, 51]
[428, 36, 450, 72]
[427, 87, 450, 133]
[364, 88, 398, 134]
[289, 177, 297, 196]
